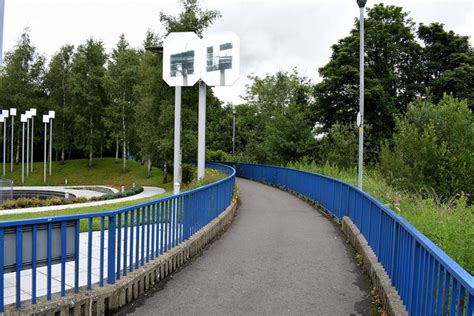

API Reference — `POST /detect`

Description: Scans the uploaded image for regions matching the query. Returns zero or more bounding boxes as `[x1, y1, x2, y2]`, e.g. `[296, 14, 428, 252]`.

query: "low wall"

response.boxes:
[3, 201, 237, 316]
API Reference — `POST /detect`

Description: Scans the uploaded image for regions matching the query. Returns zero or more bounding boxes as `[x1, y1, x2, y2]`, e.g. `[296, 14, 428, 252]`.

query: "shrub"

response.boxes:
[319, 123, 359, 169]
[206, 149, 231, 162]
[380, 95, 474, 199]
[181, 163, 196, 185]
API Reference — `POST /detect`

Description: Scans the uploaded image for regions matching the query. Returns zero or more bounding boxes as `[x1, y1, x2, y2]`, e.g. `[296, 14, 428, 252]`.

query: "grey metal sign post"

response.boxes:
[9, 108, 16, 173]
[197, 80, 206, 180]
[163, 32, 201, 194]
[357, 0, 366, 190]
[26, 110, 31, 177]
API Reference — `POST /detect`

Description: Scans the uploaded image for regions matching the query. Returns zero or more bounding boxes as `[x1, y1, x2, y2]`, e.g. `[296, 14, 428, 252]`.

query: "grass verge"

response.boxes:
[288, 161, 474, 276]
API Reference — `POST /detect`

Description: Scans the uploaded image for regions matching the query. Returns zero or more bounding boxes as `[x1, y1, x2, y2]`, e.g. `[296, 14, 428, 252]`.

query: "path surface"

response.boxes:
[0, 186, 165, 216]
[122, 178, 372, 315]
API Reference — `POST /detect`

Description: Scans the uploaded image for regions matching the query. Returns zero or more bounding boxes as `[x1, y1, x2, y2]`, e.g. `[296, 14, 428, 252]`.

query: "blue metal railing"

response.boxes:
[0, 162, 235, 311]
[226, 162, 473, 316]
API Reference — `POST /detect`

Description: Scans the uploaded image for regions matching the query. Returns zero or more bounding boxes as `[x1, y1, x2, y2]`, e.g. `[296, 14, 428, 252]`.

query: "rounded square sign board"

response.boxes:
[163, 32, 202, 87]
[201, 32, 240, 86]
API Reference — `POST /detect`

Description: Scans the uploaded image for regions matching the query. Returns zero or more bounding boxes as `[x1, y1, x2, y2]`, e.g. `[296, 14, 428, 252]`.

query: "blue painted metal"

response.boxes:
[31, 225, 37, 304]
[0, 162, 235, 309]
[224, 162, 473, 315]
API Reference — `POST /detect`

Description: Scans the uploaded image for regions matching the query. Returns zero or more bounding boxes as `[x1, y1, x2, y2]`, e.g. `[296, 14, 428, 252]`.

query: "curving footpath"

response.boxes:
[120, 178, 372, 315]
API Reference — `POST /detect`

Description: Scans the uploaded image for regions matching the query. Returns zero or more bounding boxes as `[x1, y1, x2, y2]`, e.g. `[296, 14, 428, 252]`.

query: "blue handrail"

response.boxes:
[226, 162, 473, 316]
[0, 162, 236, 311]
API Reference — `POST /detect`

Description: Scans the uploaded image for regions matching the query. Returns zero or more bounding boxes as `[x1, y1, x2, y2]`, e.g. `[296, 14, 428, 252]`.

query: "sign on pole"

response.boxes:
[201, 32, 240, 86]
[163, 32, 202, 87]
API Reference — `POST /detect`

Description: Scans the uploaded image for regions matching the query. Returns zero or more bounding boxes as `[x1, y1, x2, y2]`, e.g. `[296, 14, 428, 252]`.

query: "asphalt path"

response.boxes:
[119, 178, 372, 315]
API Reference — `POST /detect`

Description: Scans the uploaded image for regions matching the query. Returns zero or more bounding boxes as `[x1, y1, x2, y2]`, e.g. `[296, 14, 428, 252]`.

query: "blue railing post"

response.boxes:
[107, 214, 116, 285]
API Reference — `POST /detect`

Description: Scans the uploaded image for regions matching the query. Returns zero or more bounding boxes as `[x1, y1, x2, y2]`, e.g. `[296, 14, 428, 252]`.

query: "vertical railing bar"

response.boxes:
[117, 213, 122, 280]
[107, 214, 116, 285]
[0, 228, 4, 312]
[151, 204, 155, 260]
[74, 220, 80, 294]
[87, 218, 93, 290]
[146, 205, 150, 263]
[15, 226, 22, 308]
[124, 211, 128, 276]
[60, 222, 66, 297]
[31, 225, 37, 304]
[130, 210, 134, 272]
[99, 217, 105, 287]
[47, 223, 52, 300]
[135, 208, 140, 269]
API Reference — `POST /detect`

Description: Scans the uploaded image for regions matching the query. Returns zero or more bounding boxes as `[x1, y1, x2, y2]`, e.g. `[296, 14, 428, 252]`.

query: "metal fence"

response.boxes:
[0, 162, 235, 311]
[0, 178, 13, 201]
[227, 162, 473, 316]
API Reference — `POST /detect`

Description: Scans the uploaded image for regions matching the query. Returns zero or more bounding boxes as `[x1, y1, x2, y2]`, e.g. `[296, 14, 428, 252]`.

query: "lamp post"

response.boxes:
[48, 110, 55, 176]
[30, 108, 36, 172]
[20, 114, 27, 184]
[232, 104, 236, 156]
[43, 115, 49, 183]
[9, 108, 16, 173]
[197, 80, 206, 180]
[1, 109, 8, 176]
[25, 110, 31, 177]
[357, 0, 366, 190]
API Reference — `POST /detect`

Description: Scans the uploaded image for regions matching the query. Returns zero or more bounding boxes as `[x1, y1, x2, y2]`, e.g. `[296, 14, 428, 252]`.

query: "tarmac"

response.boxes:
[120, 178, 372, 315]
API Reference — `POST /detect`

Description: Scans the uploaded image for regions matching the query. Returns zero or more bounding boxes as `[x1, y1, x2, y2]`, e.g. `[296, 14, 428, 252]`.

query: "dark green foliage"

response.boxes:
[380, 95, 474, 199]
[319, 123, 358, 168]
[181, 163, 197, 185]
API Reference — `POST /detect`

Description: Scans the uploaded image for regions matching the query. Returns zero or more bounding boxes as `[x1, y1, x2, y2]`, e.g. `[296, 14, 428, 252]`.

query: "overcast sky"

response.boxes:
[3, 0, 473, 104]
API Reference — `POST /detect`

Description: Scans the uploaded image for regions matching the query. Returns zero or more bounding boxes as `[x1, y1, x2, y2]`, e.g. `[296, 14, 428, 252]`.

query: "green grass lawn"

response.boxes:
[0, 166, 228, 231]
[288, 161, 474, 276]
[5, 158, 171, 190]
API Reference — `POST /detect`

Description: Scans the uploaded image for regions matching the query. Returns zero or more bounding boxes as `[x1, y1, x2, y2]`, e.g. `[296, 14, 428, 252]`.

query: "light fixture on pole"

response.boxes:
[20, 114, 27, 184]
[48, 110, 55, 176]
[1, 109, 8, 176]
[42, 115, 49, 183]
[30, 108, 36, 172]
[9, 108, 16, 173]
[356, 0, 367, 190]
[25, 110, 32, 177]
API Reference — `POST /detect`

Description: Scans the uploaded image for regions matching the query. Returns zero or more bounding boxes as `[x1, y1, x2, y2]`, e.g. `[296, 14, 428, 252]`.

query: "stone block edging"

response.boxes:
[341, 216, 407, 316]
[3, 201, 238, 316]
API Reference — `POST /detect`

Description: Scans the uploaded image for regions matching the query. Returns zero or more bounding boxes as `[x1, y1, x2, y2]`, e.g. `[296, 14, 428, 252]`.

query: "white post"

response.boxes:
[30, 108, 36, 172]
[197, 80, 206, 180]
[173, 86, 182, 194]
[2, 117, 5, 176]
[26, 112, 30, 177]
[232, 104, 236, 156]
[44, 123, 47, 183]
[21, 114, 27, 184]
[49, 111, 55, 176]
[10, 108, 16, 173]
[357, 0, 366, 190]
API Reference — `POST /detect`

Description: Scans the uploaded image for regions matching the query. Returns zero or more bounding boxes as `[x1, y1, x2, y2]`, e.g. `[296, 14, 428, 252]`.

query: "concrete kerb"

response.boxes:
[2, 201, 238, 316]
[341, 216, 407, 316]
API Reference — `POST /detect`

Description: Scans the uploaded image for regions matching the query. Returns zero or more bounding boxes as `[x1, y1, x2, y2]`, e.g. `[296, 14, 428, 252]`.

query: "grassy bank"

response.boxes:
[5, 158, 170, 190]
[288, 162, 474, 276]
[0, 168, 228, 231]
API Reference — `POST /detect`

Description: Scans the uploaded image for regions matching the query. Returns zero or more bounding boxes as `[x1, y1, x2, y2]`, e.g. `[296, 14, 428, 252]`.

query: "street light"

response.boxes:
[232, 104, 236, 156]
[25, 110, 31, 177]
[9, 108, 16, 173]
[48, 110, 55, 176]
[30, 108, 36, 172]
[43, 115, 49, 183]
[356, 0, 367, 190]
[1, 109, 8, 176]
[20, 114, 27, 184]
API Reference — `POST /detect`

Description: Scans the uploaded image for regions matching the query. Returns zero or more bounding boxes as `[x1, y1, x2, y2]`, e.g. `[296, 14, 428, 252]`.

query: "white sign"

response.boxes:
[201, 32, 240, 86]
[163, 32, 202, 87]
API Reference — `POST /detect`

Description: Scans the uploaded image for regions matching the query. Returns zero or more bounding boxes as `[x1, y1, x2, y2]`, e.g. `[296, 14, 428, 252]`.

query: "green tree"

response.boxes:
[45, 45, 75, 164]
[380, 95, 474, 198]
[315, 4, 424, 158]
[0, 30, 46, 164]
[70, 39, 108, 167]
[417, 23, 474, 107]
[105, 35, 140, 173]
[159, 0, 221, 37]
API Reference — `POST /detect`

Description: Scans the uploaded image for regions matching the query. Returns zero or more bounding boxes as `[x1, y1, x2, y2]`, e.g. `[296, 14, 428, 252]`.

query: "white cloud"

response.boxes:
[2, 0, 472, 104]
